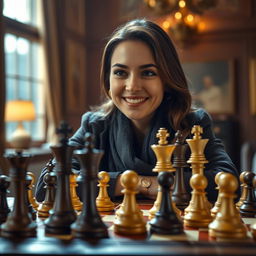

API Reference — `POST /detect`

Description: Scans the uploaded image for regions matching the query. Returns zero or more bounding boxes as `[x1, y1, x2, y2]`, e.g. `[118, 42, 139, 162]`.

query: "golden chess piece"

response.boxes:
[186, 125, 209, 175]
[151, 128, 176, 173]
[149, 128, 179, 219]
[211, 172, 224, 218]
[27, 171, 39, 210]
[208, 173, 247, 240]
[185, 125, 212, 213]
[114, 170, 147, 235]
[148, 186, 161, 220]
[96, 171, 115, 212]
[236, 171, 249, 209]
[184, 173, 213, 228]
[70, 170, 83, 211]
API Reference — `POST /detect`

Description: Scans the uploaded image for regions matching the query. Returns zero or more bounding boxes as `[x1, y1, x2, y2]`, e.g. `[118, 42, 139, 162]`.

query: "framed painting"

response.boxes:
[182, 60, 235, 115]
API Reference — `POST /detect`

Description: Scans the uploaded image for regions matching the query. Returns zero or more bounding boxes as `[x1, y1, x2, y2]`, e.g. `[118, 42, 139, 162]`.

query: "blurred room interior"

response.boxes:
[0, 0, 255, 180]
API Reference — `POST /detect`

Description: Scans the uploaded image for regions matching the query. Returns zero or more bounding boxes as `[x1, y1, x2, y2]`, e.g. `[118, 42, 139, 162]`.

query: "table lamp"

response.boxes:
[5, 100, 36, 150]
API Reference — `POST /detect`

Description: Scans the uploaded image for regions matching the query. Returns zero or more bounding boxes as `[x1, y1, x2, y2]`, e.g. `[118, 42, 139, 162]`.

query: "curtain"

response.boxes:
[0, 0, 9, 174]
[41, 0, 64, 144]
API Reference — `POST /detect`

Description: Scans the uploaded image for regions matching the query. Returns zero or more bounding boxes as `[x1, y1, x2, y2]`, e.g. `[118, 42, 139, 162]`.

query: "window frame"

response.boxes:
[3, 9, 47, 148]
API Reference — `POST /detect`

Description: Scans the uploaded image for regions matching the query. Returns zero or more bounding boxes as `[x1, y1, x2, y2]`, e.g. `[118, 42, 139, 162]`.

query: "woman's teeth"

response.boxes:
[125, 98, 145, 104]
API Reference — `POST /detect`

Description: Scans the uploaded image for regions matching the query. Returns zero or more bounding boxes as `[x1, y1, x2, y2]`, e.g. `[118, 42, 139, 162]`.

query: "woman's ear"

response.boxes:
[108, 89, 112, 98]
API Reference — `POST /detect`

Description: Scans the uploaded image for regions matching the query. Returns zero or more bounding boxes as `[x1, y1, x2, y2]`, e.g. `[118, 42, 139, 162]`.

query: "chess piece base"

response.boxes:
[240, 208, 256, 217]
[72, 224, 109, 239]
[96, 199, 115, 212]
[150, 217, 183, 235]
[209, 228, 247, 240]
[97, 206, 115, 212]
[1, 222, 37, 238]
[71, 215, 109, 239]
[44, 211, 76, 235]
[114, 222, 147, 235]
[37, 202, 54, 218]
[184, 215, 212, 228]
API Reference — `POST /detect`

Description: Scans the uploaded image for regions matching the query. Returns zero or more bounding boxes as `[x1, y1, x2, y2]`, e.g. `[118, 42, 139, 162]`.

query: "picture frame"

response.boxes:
[249, 58, 256, 115]
[182, 60, 235, 115]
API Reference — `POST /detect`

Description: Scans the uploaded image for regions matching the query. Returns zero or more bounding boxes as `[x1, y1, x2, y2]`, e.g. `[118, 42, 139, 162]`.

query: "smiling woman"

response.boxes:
[109, 40, 164, 135]
[35, 19, 239, 204]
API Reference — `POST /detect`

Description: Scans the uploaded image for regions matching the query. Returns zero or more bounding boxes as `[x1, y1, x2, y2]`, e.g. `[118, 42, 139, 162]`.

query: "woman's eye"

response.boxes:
[113, 69, 127, 77]
[142, 70, 157, 77]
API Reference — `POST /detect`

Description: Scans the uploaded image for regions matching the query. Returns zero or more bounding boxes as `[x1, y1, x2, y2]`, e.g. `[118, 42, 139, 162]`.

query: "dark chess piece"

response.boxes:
[25, 175, 37, 220]
[240, 171, 256, 217]
[172, 130, 190, 210]
[37, 170, 57, 218]
[44, 121, 77, 235]
[0, 175, 11, 224]
[1, 151, 37, 238]
[71, 133, 109, 239]
[149, 171, 184, 235]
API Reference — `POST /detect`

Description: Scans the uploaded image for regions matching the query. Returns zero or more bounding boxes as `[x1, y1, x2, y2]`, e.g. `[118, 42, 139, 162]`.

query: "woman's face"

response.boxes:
[109, 40, 164, 130]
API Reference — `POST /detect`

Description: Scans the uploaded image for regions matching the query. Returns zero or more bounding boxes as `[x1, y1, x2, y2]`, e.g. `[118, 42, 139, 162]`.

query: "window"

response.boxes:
[3, 0, 45, 143]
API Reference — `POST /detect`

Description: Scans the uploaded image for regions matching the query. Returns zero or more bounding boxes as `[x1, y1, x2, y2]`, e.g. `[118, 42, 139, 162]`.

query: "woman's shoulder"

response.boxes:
[81, 110, 110, 125]
[186, 108, 213, 127]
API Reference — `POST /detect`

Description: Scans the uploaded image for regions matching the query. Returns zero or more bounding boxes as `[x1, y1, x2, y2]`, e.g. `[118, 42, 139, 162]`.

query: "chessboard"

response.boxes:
[1, 201, 256, 256]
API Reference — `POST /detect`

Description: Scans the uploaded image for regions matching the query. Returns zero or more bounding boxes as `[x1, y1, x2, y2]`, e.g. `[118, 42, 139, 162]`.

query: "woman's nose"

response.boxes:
[125, 75, 141, 91]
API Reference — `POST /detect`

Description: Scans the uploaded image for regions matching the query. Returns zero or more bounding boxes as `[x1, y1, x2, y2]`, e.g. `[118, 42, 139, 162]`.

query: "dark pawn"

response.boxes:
[172, 130, 190, 210]
[0, 175, 11, 224]
[38, 159, 56, 218]
[71, 133, 108, 239]
[150, 171, 184, 235]
[240, 171, 256, 217]
[25, 175, 37, 220]
[1, 151, 37, 238]
[37, 170, 57, 218]
[44, 121, 77, 235]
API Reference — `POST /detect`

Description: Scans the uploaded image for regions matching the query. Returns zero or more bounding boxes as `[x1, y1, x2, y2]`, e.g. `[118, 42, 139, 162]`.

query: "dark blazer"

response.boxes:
[35, 108, 239, 203]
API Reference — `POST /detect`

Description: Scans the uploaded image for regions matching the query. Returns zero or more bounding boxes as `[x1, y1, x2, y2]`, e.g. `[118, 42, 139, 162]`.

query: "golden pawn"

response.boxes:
[114, 170, 146, 235]
[211, 172, 224, 218]
[149, 128, 178, 219]
[236, 171, 249, 209]
[96, 171, 115, 212]
[70, 171, 83, 211]
[184, 173, 213, 228]
[27, 171, 39, 210]
[208, 173, 247, 240]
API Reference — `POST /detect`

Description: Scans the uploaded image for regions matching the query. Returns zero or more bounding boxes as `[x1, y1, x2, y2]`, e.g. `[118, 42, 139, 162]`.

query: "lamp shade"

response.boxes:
[5, 100, 36, 122]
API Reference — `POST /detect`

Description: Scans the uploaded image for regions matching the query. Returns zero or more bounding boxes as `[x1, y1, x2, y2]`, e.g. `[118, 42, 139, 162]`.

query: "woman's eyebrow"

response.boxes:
[111, 63, 157, 69]
[139, 64, 158, 69]
[111, 63, 127, 68]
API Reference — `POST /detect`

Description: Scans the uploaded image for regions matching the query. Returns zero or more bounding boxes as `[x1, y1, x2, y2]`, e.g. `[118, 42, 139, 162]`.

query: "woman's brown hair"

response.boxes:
[99, 19, 192, 131]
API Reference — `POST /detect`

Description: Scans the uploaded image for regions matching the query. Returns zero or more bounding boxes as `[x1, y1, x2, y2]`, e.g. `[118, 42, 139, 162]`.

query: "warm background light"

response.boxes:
[5, 100, 36, 122]
[5, 100, 36, 150]
[144, 0, 217, 45]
